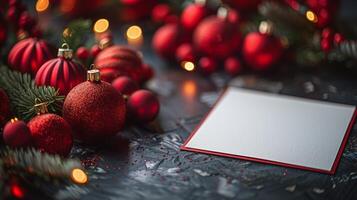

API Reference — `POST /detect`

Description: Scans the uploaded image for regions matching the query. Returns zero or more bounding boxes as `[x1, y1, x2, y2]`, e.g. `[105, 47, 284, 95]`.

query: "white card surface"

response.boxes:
[182, 87, 356, 173]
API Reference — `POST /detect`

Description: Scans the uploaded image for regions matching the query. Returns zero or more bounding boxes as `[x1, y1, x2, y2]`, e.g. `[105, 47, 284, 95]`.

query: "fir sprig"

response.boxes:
[62, 19, 92, 51]
[0, 66, 64, 121]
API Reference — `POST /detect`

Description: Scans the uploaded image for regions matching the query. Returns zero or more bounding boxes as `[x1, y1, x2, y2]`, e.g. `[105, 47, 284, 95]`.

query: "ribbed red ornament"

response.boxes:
[35, 44, 86, 95]
[8, 38, 54, 75]
[94, 45, 146, 83]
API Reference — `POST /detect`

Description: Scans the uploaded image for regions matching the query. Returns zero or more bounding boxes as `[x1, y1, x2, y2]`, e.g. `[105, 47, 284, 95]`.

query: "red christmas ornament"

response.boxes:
[242, 23, 283, 71]
[0, 88, 11, 127]
[152, 23, 185, 60]
[90, 44, 101, 57]
[181, 1, 209, 32]
[120, 0, 157, 21]
[176, 43, 196, 62]
[63, 70, 126, 143]
[28, 103, 73, 156]
[224, 57, 242, 76]
[198, 57, 217, 74]
[3, 118, 32, 148]
[127, 90, 160, 123]
[193, 8, 241, 59]
[112, 76, 139, 96]
[35, 44, 86, 95]
[76, 46, 89, 60]
[8, 38, 54, 75]
[0, 15, 7, 46]
[333, 33, 344, 45]
[141, 64, 154, 82]
[18, 11, 36, 31]
[151, 3, 171, 23]
[94, 45, 146, 83]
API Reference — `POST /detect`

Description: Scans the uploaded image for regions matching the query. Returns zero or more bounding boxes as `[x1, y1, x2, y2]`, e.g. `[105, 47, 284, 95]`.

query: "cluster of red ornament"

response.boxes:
[151, 1, 284, 75]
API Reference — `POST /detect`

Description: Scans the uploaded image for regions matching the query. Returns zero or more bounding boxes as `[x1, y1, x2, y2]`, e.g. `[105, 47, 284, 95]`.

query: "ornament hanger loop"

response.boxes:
[58, 43, 73, 59]
[61, 43, 70, 49]
[34, 98, 49, 115]
[87, 68, 101, 82]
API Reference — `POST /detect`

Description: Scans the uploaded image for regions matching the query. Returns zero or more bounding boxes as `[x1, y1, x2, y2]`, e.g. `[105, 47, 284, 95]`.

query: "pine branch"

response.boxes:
[62, 19, 92, 51]
[0, 147, 82, 181]
[337, 40, 357, 60]
[0, 66, 64, 121]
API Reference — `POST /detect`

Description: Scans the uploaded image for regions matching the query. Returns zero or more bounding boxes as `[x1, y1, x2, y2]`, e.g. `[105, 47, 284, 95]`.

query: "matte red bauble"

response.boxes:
[176, 43, 196, 62]
[35, 44, 86, 95]
[193, 16, 241, 59]
[94, 45, 146, 83]
[151, 3, 171, 23]
[198, 57, 217, 74]
[242, 32, 283, 71]
[152, 24, 185, 60]
[76, 46, 89, 60]
[224, 57, 242, 76]
[63, 70, 126, 143]
[181, 2, 209, 32]
[0, 88, 11, 127]
[3, 118, 32, 148]
[28, 104, 73, 156]
[112, 76, 139, 96]
[127, 90, 160, 123]
[8, 38, 54, 75]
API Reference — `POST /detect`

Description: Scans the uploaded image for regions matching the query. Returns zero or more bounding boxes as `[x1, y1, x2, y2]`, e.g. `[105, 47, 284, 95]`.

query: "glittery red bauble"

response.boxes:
[198, 57, 217, 74]
[112, 76, 139, 96]
[28, 114, 73, 156]
[181, 3, 209, 32]
[193, 16, 241, 59]
[35, 54, 86, 95]
[242, 32, 283, 71]
[224, 57, 242, 76]
[222, 0, 261, 11]
[3, 119, 32, 148]
[8, 38, 54, 75]
[151, 3, 171, 23]
[128, 90, 160, 123]
[152, 24, 184, 60]
[0, 88, 11, 127]
[176, 43, 196, 62]
[94, 45, 146, 83]
[63, 80, 126, 143]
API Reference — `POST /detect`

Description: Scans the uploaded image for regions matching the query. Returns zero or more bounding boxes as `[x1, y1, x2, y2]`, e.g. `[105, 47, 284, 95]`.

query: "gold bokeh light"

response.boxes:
[306, 10, 318, 23]
[94, 19, 109, 33]
[71, 168, 88, 184]
[181, 61, 195, 72]
[36, 0, 49, 12]
[126, 25, 142, 40]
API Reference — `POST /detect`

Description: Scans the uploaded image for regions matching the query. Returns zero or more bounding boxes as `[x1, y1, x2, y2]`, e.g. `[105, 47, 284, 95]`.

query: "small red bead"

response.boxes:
[176, 43, 195, 62]
[76, 47, 90, 60]
[128, 90, 160, 123]
[224, 57, 242, 76]
[322, 27, 333, 39]
[3, 119, 32, 148]
[151, 4, 171, 23]
[90, 45, 101, 57]
[141, 64, 154, 82]
[333, 33, 345, 45]
[199, 57, 217, 74]
[321, 38, 331, 52]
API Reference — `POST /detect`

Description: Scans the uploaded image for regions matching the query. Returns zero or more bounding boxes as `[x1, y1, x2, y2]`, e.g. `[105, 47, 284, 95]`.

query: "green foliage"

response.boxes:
[0, 66, 64, 121]
[62, 19, 92, 51]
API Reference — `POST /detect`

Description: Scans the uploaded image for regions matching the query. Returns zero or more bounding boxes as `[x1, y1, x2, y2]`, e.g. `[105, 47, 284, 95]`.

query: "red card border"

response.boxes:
[180, 88, 357, 175]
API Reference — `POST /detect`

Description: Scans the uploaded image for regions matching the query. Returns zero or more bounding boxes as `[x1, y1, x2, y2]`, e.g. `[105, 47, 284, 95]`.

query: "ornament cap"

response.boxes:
[98, 37, 113, 49]
[58, 43, 73, 59]
[17, 29, 29, 41]
[217, 6, 229, 19]
[34, 102, 49, 115]
[259, 21, 274, 35]
[10, 117, 19, 123]
[195, 0, 206, 5]
[87, 68, 101, 82]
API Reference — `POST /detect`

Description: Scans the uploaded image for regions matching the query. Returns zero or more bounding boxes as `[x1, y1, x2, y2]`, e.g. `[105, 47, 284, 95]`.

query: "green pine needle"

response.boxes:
[62, 19, 92, 51]
[0, 66, 64, 121]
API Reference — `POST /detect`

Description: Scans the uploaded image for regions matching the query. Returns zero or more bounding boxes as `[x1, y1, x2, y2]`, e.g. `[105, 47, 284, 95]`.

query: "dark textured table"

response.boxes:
[42, 35, 356, 200]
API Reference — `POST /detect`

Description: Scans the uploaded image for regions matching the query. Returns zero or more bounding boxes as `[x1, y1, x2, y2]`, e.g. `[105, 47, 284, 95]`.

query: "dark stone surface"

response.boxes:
[49, 39, 357, 200]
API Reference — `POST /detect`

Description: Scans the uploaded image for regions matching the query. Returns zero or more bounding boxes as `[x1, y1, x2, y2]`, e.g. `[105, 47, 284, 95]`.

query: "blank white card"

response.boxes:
[181, 87, 356, 174]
